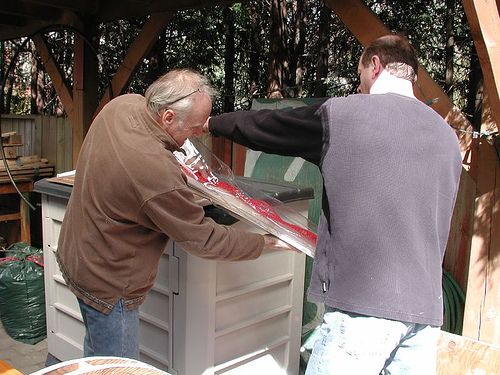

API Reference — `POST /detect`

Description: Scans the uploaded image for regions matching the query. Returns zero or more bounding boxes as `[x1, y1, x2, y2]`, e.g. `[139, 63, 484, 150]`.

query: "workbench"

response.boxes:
[0, 161, 55, 246]
[0, 180, 33, 245]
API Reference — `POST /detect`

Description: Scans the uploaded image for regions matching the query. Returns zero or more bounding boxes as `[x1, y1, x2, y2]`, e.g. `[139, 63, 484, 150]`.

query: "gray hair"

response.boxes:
[145, 68, 216, 120]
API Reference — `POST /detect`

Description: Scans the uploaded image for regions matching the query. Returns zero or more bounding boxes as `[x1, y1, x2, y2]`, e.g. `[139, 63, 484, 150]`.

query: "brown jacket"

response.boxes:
[57, 94, 264, 313]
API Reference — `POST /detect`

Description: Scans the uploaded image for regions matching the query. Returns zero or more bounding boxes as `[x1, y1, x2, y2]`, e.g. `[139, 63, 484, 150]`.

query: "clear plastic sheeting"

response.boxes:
[174, 139, 316, 257]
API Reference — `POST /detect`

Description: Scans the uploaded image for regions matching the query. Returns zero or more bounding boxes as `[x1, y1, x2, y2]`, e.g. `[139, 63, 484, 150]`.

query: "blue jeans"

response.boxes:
[305, 308, 440, 375]
[77, 298, 140, 359]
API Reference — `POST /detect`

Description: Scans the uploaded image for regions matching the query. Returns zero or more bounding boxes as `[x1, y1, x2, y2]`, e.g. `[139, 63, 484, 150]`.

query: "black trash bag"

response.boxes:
[0, 242, 46, 344]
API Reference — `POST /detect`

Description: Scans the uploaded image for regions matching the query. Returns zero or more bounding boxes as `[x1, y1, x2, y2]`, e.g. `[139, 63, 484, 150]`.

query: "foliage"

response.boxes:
[0, 0, 479, 122]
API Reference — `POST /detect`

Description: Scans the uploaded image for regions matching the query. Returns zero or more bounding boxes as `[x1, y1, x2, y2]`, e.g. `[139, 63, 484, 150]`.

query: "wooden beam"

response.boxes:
[462, 0, 500, 128]
[32, 33, 74, 120]
[443, 168, 476, 292]
[324, 0, 474, 159]
[94, 12, 175, 118]
[96, 0, 231, 22]
[212, 138, 233, 168]
[480, 143, 500, 344]
[462, 94, 499, 343]
[0, 14, 81, 41]
[22, 0, 99, 14]
[0, 2, 63, 20]
[232, 143, 246, 176]
[462, 140, 496, 340]
[72, 24, 99, 167]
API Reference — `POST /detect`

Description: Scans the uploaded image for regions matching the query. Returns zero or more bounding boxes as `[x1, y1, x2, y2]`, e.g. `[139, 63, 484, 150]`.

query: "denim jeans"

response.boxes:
[305, 308, 440, 375]
[77, 298, 140, 359]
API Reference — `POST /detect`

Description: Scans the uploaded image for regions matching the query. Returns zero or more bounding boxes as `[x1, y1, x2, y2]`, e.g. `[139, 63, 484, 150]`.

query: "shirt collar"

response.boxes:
[370, 69, 416, 99]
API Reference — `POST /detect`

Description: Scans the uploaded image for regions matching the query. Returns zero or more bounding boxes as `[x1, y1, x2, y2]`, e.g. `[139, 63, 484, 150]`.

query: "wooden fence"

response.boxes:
[0, 114, 72, 174]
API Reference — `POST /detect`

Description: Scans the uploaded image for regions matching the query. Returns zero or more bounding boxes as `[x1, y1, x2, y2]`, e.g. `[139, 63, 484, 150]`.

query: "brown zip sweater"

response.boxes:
[57, 94, 264, 314]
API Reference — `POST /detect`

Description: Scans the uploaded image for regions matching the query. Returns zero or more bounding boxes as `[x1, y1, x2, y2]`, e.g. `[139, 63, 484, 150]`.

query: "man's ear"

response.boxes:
[160, 109, 175, 131]
[371, 55, 382, 79]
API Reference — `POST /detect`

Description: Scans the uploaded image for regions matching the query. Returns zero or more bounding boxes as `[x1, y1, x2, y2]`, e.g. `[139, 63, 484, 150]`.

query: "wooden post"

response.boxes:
[442, 168, 476, 292]
[72, 23, 99, 167]
[463, 95, 500, 343]
[212, 138, 233, 168]
[462, 0, 500, 127]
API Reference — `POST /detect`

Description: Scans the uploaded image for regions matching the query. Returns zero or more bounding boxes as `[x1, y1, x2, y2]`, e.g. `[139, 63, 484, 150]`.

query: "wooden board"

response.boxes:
[443, 168, 476, 292]
[0, 162, 55, 183]
[479, 144, 500, 344]
[437, 331, 500, 374]
[46, 175, 74, 186]
[0, 360, 23, 375]
[463, 141, 499, 342]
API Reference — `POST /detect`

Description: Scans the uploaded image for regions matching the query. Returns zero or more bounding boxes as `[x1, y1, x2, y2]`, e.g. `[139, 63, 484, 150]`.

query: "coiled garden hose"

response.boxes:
[442, 268, 466, 335]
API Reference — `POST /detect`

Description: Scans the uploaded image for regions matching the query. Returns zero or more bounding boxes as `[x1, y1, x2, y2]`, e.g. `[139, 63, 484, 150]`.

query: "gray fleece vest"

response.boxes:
[307, 93, 462, 326]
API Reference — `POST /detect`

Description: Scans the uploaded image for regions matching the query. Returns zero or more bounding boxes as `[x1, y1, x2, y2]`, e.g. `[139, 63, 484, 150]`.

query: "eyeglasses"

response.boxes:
[164, 89, 200, 106]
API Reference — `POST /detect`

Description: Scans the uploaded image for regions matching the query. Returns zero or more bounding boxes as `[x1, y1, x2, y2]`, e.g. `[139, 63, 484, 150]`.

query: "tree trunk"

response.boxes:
[148, 30, 166, 82]
[314, 4, 331, 97]
[4, 75, 13, 114]
[30, 51, 38, 114]
[248, 3, 261, 103]
[223, 6, 235, 113]
[0, 41, 4, 113]
[444, 0, 455, 96]
[465, 44, 483, 131]
[30, 42, 45, 115]
[289, 0, 307, 98]
[266, 0, 289, 99]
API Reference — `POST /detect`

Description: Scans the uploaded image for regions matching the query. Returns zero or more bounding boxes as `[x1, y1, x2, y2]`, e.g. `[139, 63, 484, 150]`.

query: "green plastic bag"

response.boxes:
[0, 243, 46, 344]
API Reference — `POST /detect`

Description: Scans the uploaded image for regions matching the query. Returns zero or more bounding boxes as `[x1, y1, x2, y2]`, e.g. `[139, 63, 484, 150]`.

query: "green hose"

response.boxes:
[442, 269, 465, 335]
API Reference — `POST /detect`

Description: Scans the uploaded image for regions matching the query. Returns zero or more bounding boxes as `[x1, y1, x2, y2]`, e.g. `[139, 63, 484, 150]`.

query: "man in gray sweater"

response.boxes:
[206, 34, 462, 374]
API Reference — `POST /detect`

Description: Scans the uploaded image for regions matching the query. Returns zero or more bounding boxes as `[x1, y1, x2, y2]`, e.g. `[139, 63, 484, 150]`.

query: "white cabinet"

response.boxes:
[36, 180, 308, 375]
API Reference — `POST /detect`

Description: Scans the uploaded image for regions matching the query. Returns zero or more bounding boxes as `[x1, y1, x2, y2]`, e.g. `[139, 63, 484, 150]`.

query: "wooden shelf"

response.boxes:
[0, 212, 21, 222]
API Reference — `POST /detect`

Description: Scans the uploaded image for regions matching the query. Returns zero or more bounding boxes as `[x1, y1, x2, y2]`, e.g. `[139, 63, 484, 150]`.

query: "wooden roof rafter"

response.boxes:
[462, 0, 500, 130]
[94, 12, 175, 117]
[32, 33, 74, 117]
[27, 11, 175, 165]
[0, 0, 229, 41]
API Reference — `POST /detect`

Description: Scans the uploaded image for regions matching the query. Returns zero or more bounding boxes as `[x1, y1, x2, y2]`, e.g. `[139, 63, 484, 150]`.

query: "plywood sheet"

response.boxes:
[437, 331, 500, 374]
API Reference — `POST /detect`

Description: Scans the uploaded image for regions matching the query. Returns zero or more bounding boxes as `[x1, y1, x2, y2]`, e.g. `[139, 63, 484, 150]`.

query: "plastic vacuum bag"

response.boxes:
[0, 243, 46, 344]
[174, 139, 317, 257]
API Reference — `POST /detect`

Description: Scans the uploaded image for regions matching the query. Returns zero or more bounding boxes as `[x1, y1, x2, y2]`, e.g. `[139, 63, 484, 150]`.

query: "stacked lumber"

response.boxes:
[0, 154, 55, 183]
[1, 131, 23, 160]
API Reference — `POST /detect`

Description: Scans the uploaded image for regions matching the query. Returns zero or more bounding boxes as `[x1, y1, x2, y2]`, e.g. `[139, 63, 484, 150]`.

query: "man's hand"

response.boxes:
[263, 234, 300, 252]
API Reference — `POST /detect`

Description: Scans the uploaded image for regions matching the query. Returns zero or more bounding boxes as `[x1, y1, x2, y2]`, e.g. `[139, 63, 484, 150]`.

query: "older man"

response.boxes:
[57, 68, 291, 359]
[206, 35, 462, 374]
